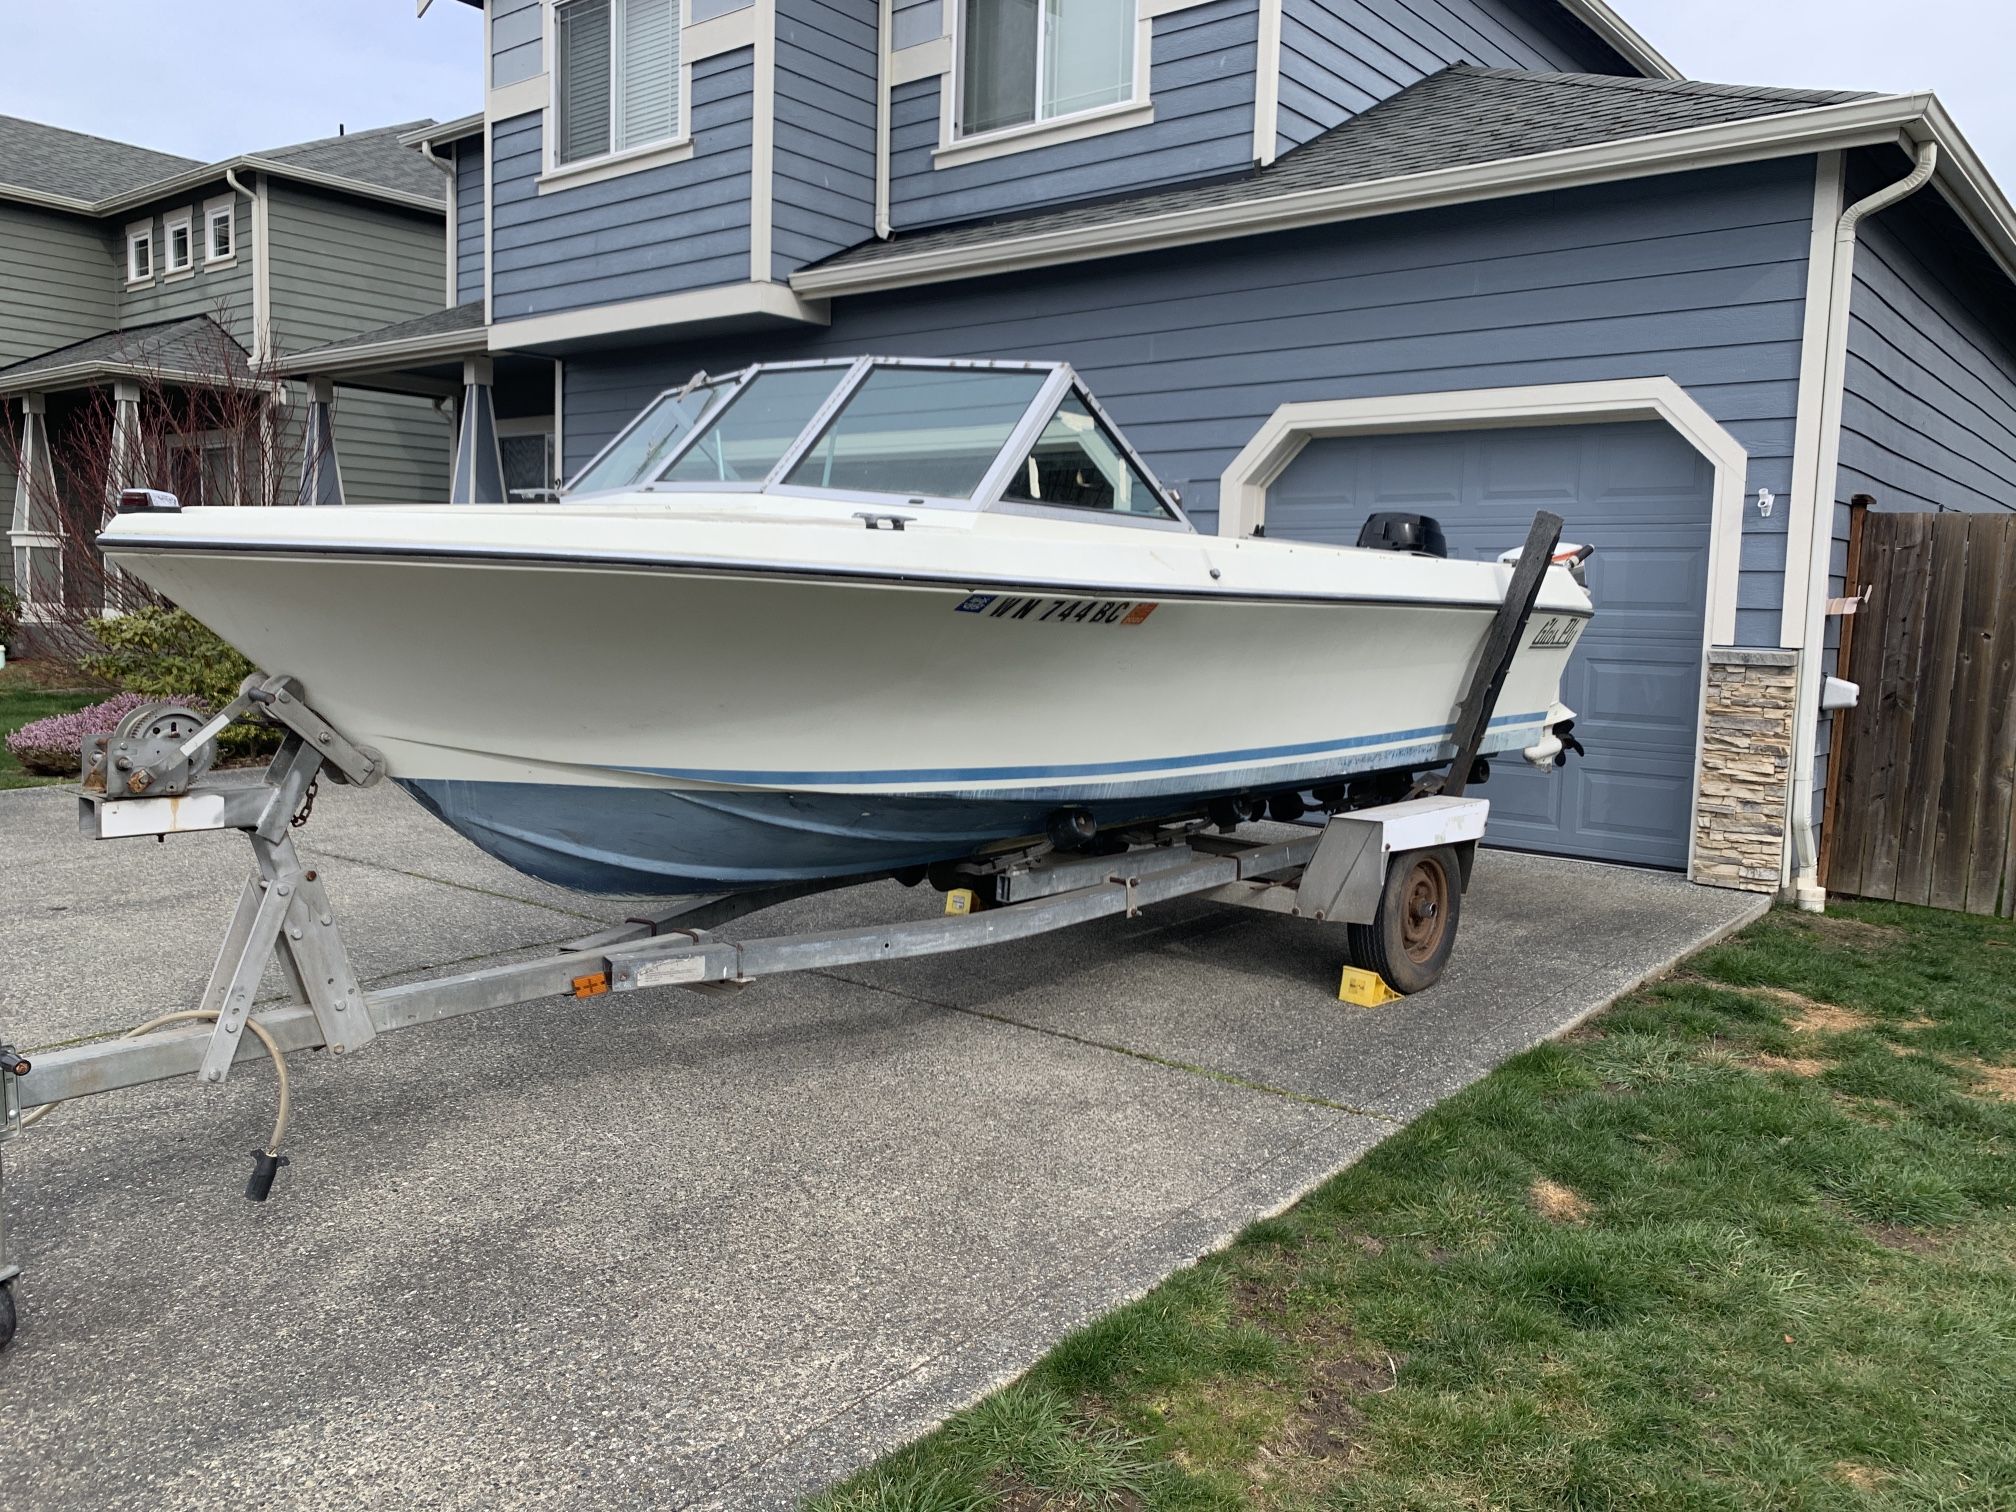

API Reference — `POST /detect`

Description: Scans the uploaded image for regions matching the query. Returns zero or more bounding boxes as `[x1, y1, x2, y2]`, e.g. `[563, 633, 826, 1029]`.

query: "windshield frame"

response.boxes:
[561, 371, 738, 497]
[594, 356, 1193, 532]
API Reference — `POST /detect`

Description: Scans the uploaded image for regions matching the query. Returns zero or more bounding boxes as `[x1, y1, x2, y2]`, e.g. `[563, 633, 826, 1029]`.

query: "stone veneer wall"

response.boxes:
[1691, 648, 1798, 893]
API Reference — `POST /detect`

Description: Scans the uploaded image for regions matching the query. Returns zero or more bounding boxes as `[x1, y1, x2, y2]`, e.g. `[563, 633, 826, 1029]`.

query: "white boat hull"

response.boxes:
[102, 519, 1588, 893]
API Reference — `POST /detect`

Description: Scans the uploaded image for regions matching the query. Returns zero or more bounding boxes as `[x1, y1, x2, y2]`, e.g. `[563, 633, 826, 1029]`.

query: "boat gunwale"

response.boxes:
[96, 536, 1599, 616]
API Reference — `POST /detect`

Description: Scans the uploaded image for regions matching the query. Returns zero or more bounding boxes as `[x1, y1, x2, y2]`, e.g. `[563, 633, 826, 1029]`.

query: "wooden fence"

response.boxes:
[1823, 509, 2016, 917]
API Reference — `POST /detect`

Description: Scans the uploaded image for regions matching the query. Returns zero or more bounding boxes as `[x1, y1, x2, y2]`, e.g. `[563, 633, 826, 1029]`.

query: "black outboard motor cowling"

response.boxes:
[1356, 512, 1449, 558]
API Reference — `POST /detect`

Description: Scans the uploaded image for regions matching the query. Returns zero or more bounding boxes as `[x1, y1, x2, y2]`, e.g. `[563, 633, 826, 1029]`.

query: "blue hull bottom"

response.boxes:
[401, 778, 1200, 894]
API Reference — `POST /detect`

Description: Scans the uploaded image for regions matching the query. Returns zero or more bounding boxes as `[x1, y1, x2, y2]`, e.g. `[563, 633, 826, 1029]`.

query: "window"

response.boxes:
[164, 211, 194, 274]
[958, 0, 1135, 138]
[784, 366, 1046, 498]
[660, 368, 846, 484]
[1001, 392, 1173, 518]
[555, 0, 681, 167]
[168, 433, 242, 507]
[205, 199, 235, 263]
[125, 221, 154, 284]
[570, 379, 732, 493]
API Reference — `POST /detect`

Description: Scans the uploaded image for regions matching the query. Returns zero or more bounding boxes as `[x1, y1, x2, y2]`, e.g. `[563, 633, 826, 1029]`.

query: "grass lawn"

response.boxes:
[812, 902, 2016, 1511]
[0, 664, 100, 790]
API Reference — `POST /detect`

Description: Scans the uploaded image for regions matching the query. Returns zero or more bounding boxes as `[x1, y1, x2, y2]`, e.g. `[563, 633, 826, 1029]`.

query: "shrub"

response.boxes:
[0, 585, 20, 650]
[79, 607, 276, 756]
[4, 691, 205, 777]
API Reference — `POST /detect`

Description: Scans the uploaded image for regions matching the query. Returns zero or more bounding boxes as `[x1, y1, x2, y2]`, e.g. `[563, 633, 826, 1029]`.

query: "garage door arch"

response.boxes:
[1218, 380, 1750, 871]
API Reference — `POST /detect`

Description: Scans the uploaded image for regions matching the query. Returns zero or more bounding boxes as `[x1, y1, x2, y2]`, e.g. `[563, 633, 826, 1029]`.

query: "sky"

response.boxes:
[3, 0, 2011, 180]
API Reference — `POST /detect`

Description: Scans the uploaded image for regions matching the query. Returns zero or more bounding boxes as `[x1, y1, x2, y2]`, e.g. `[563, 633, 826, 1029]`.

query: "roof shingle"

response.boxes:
[0, 115, 200, 202]
[817, 68, 1873, 273]
[0, 316, 253, 393]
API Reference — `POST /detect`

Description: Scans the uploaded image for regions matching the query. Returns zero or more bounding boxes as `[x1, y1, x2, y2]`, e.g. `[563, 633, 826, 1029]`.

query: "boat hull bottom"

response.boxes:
[400, 778, 1208, 895]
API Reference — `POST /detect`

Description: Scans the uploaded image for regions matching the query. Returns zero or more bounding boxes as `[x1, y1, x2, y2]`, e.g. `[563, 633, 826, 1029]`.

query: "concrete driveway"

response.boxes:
[0, 781, 1764, 1509]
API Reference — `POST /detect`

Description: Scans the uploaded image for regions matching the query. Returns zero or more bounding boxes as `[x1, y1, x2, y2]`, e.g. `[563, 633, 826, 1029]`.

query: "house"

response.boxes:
[0, 114, 455, 623]
[285, 0, 2016, 908]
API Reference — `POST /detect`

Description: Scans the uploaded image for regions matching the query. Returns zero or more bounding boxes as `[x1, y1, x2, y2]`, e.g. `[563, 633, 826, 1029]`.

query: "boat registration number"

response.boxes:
[954, 594, 1158, 627]
[1529, 616, 1584, 650]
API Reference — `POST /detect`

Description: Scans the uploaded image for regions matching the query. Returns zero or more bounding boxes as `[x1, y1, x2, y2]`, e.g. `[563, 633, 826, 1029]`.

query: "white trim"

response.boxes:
[685, 5, 757, 57]
[537, 134, 695, 191]
[939, 0, 1154, 165]
[1218, 380, 1749, 649]
[1139, 0, 1218, 14]
[251, 176, 272, 361]
[273, 324, 487, 377]
[934, 99, 1155, 168]
[874, 0, 895, 238]
[1251, 0, 1281, 166]
[554, 356, 567, 478]
[796, 92, 1936, 297]
[162, 208, 195, 274]
[889, 35, 949, 87]
[441, 146, 459, 301]
[1779, 151, 1846, 648]
[750, 0, 776, 282]
[124, 218, 155, 285]
[1218, 379, 1751, 881]
[488, 73, 550, 119]
[203, 194, 237, 267]
[1558, 0, 1680, 81]
[487, 279, 826, 349]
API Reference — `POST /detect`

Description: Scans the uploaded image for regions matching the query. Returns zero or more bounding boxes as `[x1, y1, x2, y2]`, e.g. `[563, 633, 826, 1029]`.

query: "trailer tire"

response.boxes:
[1348, 845, 1461, 995]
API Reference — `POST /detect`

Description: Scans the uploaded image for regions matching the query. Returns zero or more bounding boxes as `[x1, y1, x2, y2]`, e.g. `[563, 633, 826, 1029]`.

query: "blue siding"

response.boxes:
[489, 50, 756, 322]
[566, 158, 1816, 648]
[892, 0, 941, 51]
[1277, 0, 1625, 156]
[491, 0, 543, 87]
[888, 0, 1259, 232]
[455, 136, 485, 306]
[773, 0, 879, 280]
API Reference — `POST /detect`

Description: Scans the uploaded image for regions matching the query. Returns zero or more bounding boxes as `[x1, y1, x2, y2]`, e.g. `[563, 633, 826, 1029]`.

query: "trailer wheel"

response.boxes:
[1348, 845, 1461, 994]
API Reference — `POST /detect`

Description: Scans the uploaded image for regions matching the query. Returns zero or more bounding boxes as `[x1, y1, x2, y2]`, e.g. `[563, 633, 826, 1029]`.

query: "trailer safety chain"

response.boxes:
[291, 777, 320, 830]
[20, 1009, 294, 1202]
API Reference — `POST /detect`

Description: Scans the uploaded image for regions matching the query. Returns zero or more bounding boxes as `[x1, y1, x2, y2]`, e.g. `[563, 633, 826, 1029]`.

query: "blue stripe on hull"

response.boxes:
[399, 717, 1553, 895]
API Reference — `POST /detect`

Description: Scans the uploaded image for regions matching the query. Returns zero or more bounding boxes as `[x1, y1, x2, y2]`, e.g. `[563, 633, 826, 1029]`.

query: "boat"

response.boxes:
[96, 356, 1592, 895]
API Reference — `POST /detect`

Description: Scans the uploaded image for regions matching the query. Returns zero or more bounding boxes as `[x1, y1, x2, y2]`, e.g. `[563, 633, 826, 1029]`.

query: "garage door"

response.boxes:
[1268, 421, 1712, 868]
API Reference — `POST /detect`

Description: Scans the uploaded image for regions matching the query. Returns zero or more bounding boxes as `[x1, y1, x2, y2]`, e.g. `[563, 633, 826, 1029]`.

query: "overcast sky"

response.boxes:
[6, 1, 2011, 179]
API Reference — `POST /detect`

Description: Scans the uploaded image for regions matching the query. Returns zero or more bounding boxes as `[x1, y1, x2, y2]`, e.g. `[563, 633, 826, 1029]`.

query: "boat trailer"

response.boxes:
[0, 514, 1568, 1346]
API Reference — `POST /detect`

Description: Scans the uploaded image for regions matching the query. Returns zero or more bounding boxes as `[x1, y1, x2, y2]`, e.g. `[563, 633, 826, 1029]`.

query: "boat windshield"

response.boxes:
[660, 367, 845, 484]
[569, 378, 732, 494]
[629, 358, 1186, 527]
[782, 366, 1046, 497]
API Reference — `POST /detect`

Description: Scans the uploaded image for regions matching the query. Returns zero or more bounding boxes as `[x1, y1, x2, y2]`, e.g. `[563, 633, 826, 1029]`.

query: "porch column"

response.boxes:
[102, 379, 143, 609]
[8, 392, 63, 619]
[297, 377, 345, 507]
[450, 355, 505, 504]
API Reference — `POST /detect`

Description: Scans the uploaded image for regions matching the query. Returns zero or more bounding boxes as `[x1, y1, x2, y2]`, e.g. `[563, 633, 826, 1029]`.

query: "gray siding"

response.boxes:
[115, 194, 255, 343]
[772, 0, 878, 280]
[266, 182, 452, 505]
[492, 0, 544, 88]
[568, 158, 1817, 651]
[489, 49, 755, 320]
[455, 137, 486, 306]
[888, 0, 1259, 231]
[0, 204, 116, 367]
[1277, 0, 1626, 156]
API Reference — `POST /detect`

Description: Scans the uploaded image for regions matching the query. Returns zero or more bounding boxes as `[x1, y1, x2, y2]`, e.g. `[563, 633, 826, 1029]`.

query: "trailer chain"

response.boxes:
[291, 778, 320, 830]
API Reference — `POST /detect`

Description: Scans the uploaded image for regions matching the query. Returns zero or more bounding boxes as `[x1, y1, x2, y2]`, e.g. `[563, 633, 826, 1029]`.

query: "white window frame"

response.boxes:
[540, 0, 695, 190]
[125, 219, 155, 285]
[939, 0, 1155, 167]
[204, 195, 236, 266]
[163, 209, 195, 277]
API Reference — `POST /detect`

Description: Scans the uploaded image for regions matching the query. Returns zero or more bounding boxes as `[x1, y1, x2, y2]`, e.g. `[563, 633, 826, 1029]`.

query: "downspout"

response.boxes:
[1788, 138, 1939, 912]
[416, 136, 457, 305]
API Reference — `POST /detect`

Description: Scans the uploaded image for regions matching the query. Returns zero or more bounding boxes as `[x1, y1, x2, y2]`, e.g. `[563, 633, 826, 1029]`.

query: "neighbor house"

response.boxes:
[0, 115, 455, 622]
[287, 0, 2016, 907]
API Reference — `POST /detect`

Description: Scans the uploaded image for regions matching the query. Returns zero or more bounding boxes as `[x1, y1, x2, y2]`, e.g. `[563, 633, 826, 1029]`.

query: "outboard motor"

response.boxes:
[1356, 512, 1448, 558]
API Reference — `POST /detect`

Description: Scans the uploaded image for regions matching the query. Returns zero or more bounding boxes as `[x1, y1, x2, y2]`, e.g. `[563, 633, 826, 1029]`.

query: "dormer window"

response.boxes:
[555, 0, 680, 167]
[164, 210, 194, 274]
[125, 220, 154, 284]
[957, 0, 1136, 138]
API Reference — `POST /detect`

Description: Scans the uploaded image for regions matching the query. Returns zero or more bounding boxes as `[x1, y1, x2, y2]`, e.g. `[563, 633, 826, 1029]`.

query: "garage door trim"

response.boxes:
[1218, 378, 1750, 880]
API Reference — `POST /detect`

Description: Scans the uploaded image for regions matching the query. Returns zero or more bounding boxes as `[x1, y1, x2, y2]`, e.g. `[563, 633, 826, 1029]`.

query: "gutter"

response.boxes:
[1786, 138, 1940, 913]
[273, 326, 487, 379]
[793, 92, 1940, 298]
[0, 155, 443, 220]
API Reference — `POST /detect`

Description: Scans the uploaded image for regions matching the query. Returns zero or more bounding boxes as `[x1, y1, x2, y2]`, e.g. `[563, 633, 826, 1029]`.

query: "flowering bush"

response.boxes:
[3, 691, 206, 777]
